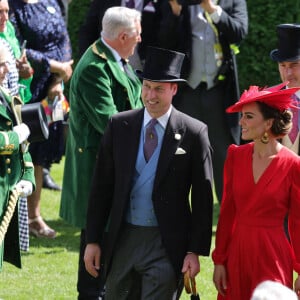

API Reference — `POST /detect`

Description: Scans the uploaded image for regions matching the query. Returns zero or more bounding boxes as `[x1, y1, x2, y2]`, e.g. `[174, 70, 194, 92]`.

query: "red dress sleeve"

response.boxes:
[288, 157, 300, 274]
[212, 144, 237, 265]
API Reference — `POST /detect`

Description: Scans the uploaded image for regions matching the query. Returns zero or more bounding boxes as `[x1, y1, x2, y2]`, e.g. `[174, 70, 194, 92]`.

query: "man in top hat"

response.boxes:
[84, 47, 214, 299]
[270, 23, 300, 154]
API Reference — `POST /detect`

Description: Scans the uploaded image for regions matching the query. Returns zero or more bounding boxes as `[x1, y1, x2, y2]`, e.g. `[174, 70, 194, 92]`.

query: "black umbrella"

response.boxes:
[184, 272, 200, 300]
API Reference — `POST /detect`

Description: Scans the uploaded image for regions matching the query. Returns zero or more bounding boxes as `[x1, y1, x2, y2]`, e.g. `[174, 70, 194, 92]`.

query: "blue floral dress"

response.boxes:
[9, 0, 72, 102]
[9, 0, 72, 166]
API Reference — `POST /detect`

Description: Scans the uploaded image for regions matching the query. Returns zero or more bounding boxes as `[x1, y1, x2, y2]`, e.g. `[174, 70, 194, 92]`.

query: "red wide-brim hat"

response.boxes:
[226, 82, 300, 113]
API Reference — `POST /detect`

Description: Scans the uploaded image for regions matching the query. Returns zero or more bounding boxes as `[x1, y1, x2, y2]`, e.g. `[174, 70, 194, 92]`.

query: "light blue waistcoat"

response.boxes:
[125, 122, 164, 226]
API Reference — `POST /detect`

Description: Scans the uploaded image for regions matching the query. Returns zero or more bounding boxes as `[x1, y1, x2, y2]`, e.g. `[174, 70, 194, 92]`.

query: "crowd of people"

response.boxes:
[1, 0, 300, 299]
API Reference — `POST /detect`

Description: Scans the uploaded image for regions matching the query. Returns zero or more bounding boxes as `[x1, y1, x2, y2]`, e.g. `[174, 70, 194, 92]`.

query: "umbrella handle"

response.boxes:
[184, 271, 198, 295]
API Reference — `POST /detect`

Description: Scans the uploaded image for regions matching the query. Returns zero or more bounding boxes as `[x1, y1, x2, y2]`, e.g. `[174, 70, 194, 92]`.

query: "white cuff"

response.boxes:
[16, 180, 33, 197]
[13, 123, 30, 144]
[210, 5, 222, 24]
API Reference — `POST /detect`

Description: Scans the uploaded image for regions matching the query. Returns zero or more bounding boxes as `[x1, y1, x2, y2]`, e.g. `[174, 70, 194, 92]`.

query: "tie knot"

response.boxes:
[148, 119, 158, 128]
[121, 58, 127, 66]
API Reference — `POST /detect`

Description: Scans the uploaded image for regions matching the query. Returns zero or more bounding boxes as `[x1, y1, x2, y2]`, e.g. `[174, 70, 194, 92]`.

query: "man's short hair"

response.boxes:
[101, 6, 141, 40]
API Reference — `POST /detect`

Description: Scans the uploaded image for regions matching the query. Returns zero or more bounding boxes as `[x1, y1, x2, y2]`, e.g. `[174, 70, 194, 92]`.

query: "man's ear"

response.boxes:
[118, 31, 127, 43]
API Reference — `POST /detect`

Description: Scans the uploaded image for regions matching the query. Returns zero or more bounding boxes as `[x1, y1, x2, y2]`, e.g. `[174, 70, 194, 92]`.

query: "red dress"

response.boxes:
[212, 143, 300, 300]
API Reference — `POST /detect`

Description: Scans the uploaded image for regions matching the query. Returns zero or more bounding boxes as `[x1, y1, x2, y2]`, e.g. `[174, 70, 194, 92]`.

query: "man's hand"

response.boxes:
[181, 252, 200, 278]
[168, 0, 182, 16]
[84, 243, 101, 278]
[213, 264, 227, 296]
[200, 0, 218, 14]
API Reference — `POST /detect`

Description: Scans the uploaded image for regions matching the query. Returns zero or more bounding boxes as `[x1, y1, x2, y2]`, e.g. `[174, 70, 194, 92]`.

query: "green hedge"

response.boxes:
[238, 1, 300, 91]
[68, 0, 300, 93]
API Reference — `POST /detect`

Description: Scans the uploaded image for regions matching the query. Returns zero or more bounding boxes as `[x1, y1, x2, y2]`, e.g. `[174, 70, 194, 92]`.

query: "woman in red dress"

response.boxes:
[212, 82, 300, 299]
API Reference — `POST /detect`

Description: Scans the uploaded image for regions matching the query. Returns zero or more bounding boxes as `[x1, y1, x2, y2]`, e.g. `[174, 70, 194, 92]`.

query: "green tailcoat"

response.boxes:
[60, 39, 142, 228]
[0, 88, 35, 270]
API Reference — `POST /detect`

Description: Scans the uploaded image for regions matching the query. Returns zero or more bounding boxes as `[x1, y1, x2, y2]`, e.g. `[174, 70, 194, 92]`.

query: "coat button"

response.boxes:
[5, 158, 10, 164]
[6, 121, 12, 126]
[7, 168, 11, 174]
[78, 148, 83, 153]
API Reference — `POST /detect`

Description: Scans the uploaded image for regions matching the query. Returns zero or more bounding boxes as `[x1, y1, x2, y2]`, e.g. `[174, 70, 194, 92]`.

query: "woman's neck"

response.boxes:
[253, 139, 282, 158]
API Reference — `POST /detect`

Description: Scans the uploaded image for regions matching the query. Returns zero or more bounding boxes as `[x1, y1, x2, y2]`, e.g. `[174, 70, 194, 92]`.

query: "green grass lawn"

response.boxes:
[0, 158, 219, 300]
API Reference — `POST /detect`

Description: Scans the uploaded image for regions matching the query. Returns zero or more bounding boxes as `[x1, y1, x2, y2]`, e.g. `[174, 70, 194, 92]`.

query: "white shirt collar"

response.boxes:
[101, 37, 122, 64]
[143, 106, 173, 129]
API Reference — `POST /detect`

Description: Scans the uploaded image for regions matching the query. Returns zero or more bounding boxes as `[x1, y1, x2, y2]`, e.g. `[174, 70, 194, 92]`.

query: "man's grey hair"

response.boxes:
[251, 280, 297, 300]
[101, 6, 141, 40]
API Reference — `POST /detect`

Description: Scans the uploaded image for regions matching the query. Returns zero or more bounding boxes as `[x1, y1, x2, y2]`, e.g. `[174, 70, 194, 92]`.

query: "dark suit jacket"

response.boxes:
[86, 107, 214, 279]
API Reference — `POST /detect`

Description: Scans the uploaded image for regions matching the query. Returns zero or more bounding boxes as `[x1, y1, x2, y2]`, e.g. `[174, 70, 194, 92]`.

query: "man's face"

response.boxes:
[142, 80, 178, 118]
[278, 60, 300, 88]
[0, 0, 8, 33]
[121, 20, 142, 58]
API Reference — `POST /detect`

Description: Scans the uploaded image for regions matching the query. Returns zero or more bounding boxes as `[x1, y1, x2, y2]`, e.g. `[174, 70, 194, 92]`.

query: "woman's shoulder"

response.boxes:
[228, 142, 253, 154]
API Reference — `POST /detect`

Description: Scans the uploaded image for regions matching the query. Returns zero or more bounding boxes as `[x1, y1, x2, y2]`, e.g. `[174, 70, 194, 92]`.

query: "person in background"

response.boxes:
[251, 280, 298, 300]
[9, 0, 73, 239]
[164, 0, 248, 203]
[212, 83, 300, 299]
[270, 24, 300, 154]
[0, 0, 33, 252]
[77, 0, 161, 71]
[270, 24, 300, 238]
[0, 45, 35, 271]
[59, 7, 143, 299]
[84, 46, 213, 299]
[40, 0, 73, 192]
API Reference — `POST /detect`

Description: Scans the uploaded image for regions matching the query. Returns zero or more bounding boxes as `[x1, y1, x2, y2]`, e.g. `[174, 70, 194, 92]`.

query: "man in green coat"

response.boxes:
[59, 6, 143, 299]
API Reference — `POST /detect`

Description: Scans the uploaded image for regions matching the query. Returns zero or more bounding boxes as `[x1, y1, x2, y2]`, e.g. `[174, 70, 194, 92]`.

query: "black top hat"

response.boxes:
[136, 47, 186, 83]
[270, 24, 300, 62]
[21, 103, 49, 143]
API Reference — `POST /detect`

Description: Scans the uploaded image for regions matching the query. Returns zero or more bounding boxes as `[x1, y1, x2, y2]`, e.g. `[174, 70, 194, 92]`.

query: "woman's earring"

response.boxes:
[261, 132, 269, 144]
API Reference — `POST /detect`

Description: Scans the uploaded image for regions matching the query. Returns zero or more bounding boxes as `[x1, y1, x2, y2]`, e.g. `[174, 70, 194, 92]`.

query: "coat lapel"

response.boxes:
[118, 109, 144, 200]
[154, 108, 185, 190]
[92, 40, 140, 91]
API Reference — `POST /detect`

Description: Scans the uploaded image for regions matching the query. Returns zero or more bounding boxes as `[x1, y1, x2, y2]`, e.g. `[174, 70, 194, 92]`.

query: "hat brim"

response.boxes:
[135, 70, 187, 83]
[226, 87, 300, 113]
[270, 49, 300, 62]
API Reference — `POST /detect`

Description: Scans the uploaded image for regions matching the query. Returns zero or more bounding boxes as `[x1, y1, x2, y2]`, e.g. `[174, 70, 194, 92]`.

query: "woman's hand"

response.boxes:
[50, 59, 73, 83]
[213, 264, 227, 296]
[16, 55, 33, 79]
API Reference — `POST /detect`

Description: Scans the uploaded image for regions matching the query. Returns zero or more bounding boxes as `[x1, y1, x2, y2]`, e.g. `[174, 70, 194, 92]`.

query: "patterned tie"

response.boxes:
[125, 0, 135, 8]
[144, 119, 158, 162]
[289, 106, 299, 143]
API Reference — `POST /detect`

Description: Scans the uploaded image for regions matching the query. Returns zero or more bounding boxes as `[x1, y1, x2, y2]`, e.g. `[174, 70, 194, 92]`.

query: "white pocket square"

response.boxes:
[175, 147, 186, 155]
